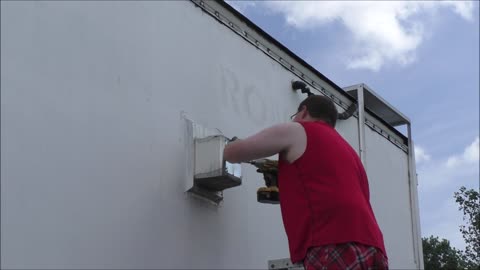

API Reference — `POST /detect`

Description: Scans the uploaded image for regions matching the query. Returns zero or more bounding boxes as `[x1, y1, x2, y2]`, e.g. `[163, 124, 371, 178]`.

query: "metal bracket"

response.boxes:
[268, 258, 304, 270]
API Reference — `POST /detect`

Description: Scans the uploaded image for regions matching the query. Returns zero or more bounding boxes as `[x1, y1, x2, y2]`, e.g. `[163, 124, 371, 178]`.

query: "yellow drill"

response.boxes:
[248, 159, 279, 204]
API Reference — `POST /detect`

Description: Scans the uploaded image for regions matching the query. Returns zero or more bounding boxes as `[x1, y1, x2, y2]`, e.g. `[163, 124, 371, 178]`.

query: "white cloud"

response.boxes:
[446, 136, 479, 168]
[463, 136, 480, 162]
[261, 1, 475, 71]
[415, 145, 431, 164]
[442, 0, 476, 21]
[418, 137, 479, 189]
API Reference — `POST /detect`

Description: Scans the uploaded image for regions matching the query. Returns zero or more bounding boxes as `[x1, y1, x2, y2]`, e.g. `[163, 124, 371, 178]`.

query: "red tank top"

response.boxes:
[278, 121, 386, 263]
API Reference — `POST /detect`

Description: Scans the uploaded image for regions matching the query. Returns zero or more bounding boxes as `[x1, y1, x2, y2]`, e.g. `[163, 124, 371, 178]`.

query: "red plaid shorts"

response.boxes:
[303, 242, 389, 270]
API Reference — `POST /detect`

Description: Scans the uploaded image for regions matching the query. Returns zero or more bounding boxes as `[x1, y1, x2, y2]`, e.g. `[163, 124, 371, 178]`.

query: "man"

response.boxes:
[223, 95, 388, 269]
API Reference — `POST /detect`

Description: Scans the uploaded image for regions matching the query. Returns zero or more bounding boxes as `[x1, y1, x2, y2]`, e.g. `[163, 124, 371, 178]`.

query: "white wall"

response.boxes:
[365, 127, 416, 269]
[1, 1, 415, 269]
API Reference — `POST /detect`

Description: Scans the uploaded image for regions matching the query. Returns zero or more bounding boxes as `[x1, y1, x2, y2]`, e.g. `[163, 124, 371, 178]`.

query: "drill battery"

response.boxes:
[248, 159, 280, 204]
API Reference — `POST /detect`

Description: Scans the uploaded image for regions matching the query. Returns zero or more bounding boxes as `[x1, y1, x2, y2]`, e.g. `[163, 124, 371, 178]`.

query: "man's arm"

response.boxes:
[223, 122, 301, 163]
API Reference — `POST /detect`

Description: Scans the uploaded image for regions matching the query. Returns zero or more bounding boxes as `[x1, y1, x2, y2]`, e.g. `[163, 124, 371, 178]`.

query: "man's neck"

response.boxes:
[302, 116, 325, 123]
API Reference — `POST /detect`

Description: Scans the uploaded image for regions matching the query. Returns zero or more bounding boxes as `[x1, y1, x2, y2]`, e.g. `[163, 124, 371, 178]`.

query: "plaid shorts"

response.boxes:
[303, 242, 388, 270]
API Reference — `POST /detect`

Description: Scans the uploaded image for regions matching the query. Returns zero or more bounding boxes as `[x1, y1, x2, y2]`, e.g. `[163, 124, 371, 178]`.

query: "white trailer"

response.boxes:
[1, 1, 423, 269]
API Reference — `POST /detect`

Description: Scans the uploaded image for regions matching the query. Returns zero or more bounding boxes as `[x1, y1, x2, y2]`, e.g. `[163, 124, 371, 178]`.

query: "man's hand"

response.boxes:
[252, 159, 278, 174]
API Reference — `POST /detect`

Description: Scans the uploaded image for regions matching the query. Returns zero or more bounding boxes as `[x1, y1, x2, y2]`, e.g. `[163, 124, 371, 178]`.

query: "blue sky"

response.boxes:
[228, 1, 479, 251]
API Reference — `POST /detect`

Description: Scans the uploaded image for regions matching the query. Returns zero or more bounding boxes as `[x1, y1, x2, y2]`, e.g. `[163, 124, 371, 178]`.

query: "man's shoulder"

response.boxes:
[273, 122, 307, 162]
[270, 122, 305, 135]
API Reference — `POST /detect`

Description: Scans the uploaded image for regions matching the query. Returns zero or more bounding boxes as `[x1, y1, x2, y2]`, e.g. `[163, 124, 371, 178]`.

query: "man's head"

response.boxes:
[291, 95, 338, 127]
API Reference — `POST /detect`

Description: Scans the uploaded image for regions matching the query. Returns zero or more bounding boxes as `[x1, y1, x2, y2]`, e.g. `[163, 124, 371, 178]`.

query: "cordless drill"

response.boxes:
[248, 159, 279, 204]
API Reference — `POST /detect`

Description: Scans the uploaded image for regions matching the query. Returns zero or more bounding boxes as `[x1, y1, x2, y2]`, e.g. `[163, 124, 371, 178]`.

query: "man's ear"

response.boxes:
[300, 106, 308, 119]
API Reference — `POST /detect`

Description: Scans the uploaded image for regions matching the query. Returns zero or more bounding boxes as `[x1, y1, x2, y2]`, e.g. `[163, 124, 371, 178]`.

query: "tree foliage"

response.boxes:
[422, 236, 466, 270]
[454, 186, 479, 268]
[422, 186, 479, 270]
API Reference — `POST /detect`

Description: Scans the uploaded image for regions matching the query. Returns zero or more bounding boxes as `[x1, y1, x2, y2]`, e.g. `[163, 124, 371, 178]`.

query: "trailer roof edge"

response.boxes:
[197, 0, 409, 145]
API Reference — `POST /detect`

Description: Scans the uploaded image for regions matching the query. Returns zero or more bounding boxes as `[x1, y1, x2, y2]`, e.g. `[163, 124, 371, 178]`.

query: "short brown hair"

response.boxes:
[298, 95, 338, 127]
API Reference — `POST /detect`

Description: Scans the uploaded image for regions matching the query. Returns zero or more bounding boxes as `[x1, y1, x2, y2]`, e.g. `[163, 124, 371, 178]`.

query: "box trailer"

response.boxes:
[1, 1, 423, 269]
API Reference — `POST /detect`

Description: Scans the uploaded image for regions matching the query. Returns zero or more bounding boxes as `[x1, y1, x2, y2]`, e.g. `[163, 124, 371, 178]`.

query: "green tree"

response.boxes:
[454, 186, 480, 268]
[422, 187, 479, 269]
[422, 236, 466, 270]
